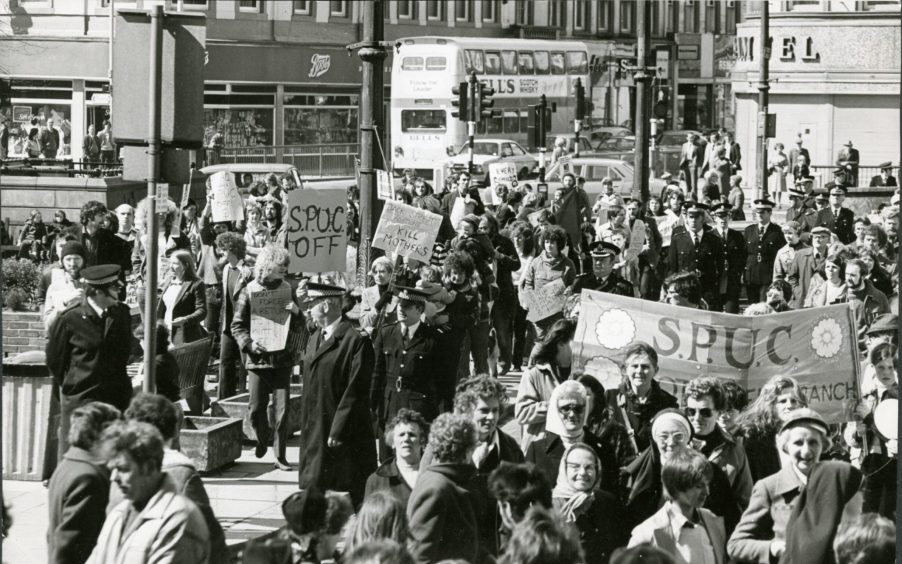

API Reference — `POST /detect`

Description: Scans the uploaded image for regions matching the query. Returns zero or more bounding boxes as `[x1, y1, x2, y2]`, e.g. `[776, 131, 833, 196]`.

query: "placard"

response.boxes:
[489, 162, 518, 199]
[655, 213, 679, 247]
[250, 285, 291, 352]
[624, 219, 646, 262]
[522, 278, 567, 322]
[209, 171, 244, 222]
[285, 188, 348, 273]
[574, 291, 861, 423]
[372, 199, 443, 263]
[377, 169, 394, 201]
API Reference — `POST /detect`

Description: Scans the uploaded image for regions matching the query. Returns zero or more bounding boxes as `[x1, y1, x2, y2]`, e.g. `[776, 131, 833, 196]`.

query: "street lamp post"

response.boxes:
[757, 1, 770, 200]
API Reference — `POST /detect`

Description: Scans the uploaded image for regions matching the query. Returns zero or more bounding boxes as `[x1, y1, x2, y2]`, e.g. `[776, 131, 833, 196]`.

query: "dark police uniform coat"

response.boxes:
[371, 321, 441, 427]
[743, 222, 786, 293]
[299, 318, 376, 507]
[811, 206, 856, 245]
[570, 271, 634, 297]
[667, 228, 723, 304]
[869, 174, 898, 187]
[713, 227, 747, 313]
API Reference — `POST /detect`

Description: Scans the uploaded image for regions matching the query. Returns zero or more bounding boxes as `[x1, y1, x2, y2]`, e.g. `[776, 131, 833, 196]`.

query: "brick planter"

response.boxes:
[179, 416, 243, 473]
[211, 384, 302, 443]
[2, 311, 47, 357]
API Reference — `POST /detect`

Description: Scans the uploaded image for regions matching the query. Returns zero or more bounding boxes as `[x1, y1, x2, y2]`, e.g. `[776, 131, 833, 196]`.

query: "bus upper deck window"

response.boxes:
[550, 52, 565, 75]
[402, 57, 424, 71]
[465, 50, 484, 74]
[425, 56, 447, 71]
[534, 51, 550, 74]
[501, 51, 517, 75]
[566, 51, 589, 75]
[485, 51, 501, 75]
[517, 51, 535, 75]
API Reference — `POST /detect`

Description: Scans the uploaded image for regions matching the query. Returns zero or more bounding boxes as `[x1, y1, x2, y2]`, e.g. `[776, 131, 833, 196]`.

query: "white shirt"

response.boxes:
[401, 320, 420, 341]
[663, 502, 717, 564]
[87, 297, 105, 318]
[322, 316, 342, 342]
[472, 430, 501, 468]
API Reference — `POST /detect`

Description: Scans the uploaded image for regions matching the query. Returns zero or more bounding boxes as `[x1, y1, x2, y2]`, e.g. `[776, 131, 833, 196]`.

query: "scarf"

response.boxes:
[545, 381, 589, 443]
[551, 443, 599, 523]
[781, 461, 862, 564]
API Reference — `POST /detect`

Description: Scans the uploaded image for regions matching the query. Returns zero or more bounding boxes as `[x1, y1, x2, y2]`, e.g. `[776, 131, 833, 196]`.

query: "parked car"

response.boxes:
[594, 135, 636, 160]
[544, 156, 666, 200]
[444, 139, 538, 184]
[587, 125, 632, 143]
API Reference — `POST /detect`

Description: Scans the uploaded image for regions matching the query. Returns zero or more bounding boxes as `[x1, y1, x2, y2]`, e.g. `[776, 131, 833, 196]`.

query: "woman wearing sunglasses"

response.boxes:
[684, 376, 753, 510]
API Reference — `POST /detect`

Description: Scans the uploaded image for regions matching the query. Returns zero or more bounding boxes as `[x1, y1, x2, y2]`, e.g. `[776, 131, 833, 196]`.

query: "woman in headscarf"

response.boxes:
[552, 443, 627, 564]
[728, 408, 863, 564]
[525, 381, 617, 495]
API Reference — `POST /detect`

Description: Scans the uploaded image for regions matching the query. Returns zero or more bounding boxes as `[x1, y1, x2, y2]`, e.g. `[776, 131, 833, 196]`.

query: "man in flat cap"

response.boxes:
[668, 202, 724, 308]
[570, 241, 634, 297]
[835, 140, 860, 186]
[787, 226, 832, 309]
[711, 203, 747, 313]
[298, 281, 376, 508]
[870, 163, 897, 188]
[46, 264, 134, 459]
[744, 199, 786, 303]
[811, 184, 855, 244]
[371, 286, 440, 461]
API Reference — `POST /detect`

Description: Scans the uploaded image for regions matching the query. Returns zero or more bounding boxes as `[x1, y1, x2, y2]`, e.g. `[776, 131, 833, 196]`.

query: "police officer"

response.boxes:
[570, 241, 634, 297]
[785, 184, 814, 227]
[668, 202, 723, 308]
[811, 184, 856, 244]
[744, 199, 786, 302]
[371, 286, 440, 461]
[46, 264, 134, 460]
[709, 203, 747, 314]
[870, 162, 898, 187]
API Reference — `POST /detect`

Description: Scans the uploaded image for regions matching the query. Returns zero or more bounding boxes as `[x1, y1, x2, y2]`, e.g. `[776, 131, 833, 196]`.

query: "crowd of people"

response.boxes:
[17, 144, 900, 564]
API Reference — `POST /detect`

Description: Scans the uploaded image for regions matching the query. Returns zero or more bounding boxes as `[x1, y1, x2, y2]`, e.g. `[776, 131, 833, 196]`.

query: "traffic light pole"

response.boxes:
[466, 72, 478, 176]
[467, 121, 475, 177]
[574, 78, 585, 159]
[632, 0, 651, 205]
[538, 94, 548, 183]
[757, 2, 770, 200]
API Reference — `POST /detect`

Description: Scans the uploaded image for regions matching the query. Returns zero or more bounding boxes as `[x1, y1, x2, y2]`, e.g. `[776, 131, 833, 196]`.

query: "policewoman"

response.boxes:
[46, 264, 134, 459]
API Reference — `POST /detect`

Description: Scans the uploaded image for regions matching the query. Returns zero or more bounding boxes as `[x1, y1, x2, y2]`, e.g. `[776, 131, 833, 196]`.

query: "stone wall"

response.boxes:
[2, 311, 46, 357]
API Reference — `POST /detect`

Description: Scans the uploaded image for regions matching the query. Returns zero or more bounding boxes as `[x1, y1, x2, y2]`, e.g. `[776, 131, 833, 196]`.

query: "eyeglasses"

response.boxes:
[686, 407, 714, 418]
[558, 403, 585, 415]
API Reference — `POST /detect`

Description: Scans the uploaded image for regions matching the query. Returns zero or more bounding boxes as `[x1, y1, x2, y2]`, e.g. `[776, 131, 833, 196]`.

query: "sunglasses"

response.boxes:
[686, 407, 714, 418]
[558, 404, 585, 415]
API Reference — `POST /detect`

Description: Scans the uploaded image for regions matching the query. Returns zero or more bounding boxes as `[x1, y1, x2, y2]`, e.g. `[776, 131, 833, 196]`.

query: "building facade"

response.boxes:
[730, 0, 900, 189]
[1, 0, 744, 162]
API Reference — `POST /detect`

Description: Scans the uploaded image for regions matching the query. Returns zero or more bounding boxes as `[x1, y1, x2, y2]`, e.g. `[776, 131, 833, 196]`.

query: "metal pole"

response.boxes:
[757, 1, 770, 200]
[108, 0, 114, 121]
[142, 5, 163, 393]
[538, 94, 547, 182]
[355, 0, 386, 287]
[467, 121, 475, 176]
[573, 78, 581, 158]
[467, 72, 477, 176]
[632, 0, 651, 203]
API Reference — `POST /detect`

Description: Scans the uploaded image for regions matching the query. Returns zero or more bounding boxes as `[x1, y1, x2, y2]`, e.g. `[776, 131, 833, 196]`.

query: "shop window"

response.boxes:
[204, 108, 273, 147]
[455, 0, 472, 22]
[683, 0, 699, 33]
[426, 0, 445, 21]
[329, 0, 347, 17]
[238, 0, 262, 13]
[597, 0, 613, 32]
[574, 0, 588, 30]
[3, 103, 72, 158]
[515, 0, 533, 26]
[397, 0, 416, 19]
[482, 0, 497, 23]
[293, 0, 313, 15]
[620, 0, 636, 34]
[549, 0, 566, 28]
[284, 107, 357, 145]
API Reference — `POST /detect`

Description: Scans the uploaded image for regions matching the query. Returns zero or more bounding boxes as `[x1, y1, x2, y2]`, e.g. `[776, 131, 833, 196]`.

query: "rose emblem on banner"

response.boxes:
[811, 317, 843, 358]
[584, 356, 623, 391]
[595, 308, 635, 350]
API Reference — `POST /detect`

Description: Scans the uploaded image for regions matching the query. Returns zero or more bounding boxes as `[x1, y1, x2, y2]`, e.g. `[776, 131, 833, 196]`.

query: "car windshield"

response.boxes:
[458, 142, 499, 156]
[659, 132, 692, 146]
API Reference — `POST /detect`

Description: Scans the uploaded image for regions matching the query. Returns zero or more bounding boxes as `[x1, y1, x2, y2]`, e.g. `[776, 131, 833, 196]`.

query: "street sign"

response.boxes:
[677, 45, 699, 60]
[655, 49, 670, 80]
[620, 58, 636, 71]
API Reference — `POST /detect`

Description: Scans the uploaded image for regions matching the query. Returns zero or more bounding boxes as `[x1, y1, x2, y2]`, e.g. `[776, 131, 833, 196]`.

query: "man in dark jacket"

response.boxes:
[787, 226, 831, 308]
[570, 241, 634, 297]
[811, 184, 856, 244]
[47, 402, 121, 564]
[744, 198, 786, 302]
[870, 162, 898, 187]
[845, 258, 891, 345]
[40, 121, 60, 158]
[298, 282, 376, 508]
[442, 172, 485, 229]
[835, 140, 860, 186]
[480, 214, 520, 375]
[710, 203, 747, 313]
[667, 202, 724, 308]
[46, 265, 134, 460]
[79, 201, 130, 296]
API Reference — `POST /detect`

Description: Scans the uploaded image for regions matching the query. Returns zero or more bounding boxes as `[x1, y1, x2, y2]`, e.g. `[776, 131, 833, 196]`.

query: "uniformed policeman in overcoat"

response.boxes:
[744, 199, 786, 302]
[371, 286, 441, 431]
[570, 241, 634, 297]
[710, 203, 748, 313]
[811, 184, 856, 244]
[668, 202, 723, 308]
[46, 265, 134, 460]
[298, 282, 376, 508]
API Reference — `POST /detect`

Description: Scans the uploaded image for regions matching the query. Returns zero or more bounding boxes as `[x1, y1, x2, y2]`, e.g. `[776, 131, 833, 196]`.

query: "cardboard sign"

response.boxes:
[250, 285, 291, 352]
[527, 209, 545, 227]
[522, 278, 567, 322]
[489, 162, 518, 202]
[655, 213, 679, 247]
[285, 188, 348, 273]
[624, 220, 646, 262]
[209, 171, 244, 222]
[372, 199, 443, 263]
[574, 291, 861, 423]
[376, 169, 394, 201]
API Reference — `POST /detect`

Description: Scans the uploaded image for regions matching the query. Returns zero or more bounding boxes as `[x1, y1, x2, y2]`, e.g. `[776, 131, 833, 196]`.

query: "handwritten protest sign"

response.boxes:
[522, 278, 568, 322]
[376, 169, 394, 201]
[285, 188, 347, 273]
[527, 209, 544, 227]
[250, 285, 291, 352]
[209, 171, 244, 222]
[655, 213, 679, 247]
[624, 220, 646, 262]
[489, 162, 518, 203]
[573, 290, 860, 423]
[372, 200, 443, 263]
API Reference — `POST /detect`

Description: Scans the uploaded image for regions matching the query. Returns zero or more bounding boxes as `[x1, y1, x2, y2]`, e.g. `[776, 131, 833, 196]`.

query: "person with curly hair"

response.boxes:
[365, 409, 429, 507]
[732, 374, 808, 482]
[510, 220, 538, 370]
[436, 251, 480, 412]
[407, 413, 481, 564]
[78, 200, 130, 288]
[833, 513, 895, 564]
[488, 462, 553, 537]
[231, 244, 304, 471]
[157, 249, 208, 345]
[215, 231, 252, 398]
[498, 505, 584, 564]
[521, 224, 577, 344]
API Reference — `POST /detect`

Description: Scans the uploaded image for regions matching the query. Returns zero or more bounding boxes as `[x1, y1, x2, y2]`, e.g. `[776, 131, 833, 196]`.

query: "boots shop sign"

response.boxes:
[734, 35, 819, 64]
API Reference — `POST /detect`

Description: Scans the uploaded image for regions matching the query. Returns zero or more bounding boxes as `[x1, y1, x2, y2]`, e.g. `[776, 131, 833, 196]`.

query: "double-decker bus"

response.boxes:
[390, 36, 590, 177]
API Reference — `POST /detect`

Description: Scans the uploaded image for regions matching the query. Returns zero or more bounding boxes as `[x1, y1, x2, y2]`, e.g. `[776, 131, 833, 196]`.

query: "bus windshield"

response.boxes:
[401, 109, 447, 132]
[457, 142, 499, 156]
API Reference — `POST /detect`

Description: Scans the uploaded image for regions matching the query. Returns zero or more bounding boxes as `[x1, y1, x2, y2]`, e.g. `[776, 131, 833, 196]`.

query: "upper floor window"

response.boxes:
[293, 0, 312, 15]
[649, 0, 662, 37]
[239, 0, 262, 13]
[574, 0, 589, 30]
[705, 0, 721, 34]
[789, 0, 822, 11]
[426, 0, 445, 21]
[666, 0, 680, 33]
[482, 0, 497, 23]
[330, 0, 347, 17]
[397, 0, 417, 19]
[549, 0, 566, 28]
[725, 1, 738, 34]
[598, 0, 614, 32]
[515, 0, 534, 25]
[620, 0, 636, 34]
[456, 0, 473, 22]
[683, 0, 699, 33]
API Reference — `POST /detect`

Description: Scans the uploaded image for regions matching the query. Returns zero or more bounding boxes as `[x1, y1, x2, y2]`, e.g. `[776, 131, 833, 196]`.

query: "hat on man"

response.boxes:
[814, 190, 829, 202]
[459, 213, 480, 231]
[843, 140, 854, 147]
[281, 488, 327, 537]
[829, 185, 848, 196]
[788, 187, 806, 199]
[779, 407, 829, 437]
[834, 167, 847, 177]
[753, 198, 775, 210]
[810, 226, 832, 237]
[710, 202, 732, 216]
[824, 181, 836, 190]
[80, 265, 121, 286]
[395, 286, 429, 305]
[305, 282, 346, 300]
[60, 241, 86, 262]
[866, 314, 898, 336]
[589, 240, 621, 259]
[686, 202, 709, 215]
[879, 161, 892, 171]
[660, 171, 673, 181]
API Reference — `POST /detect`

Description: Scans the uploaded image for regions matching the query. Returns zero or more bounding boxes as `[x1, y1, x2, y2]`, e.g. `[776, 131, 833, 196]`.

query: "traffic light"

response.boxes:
[475, 82, 495, 120]
[527, 104, 540, 148]
[575, 78, 586, 122]
[451, 81, 468, 121]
